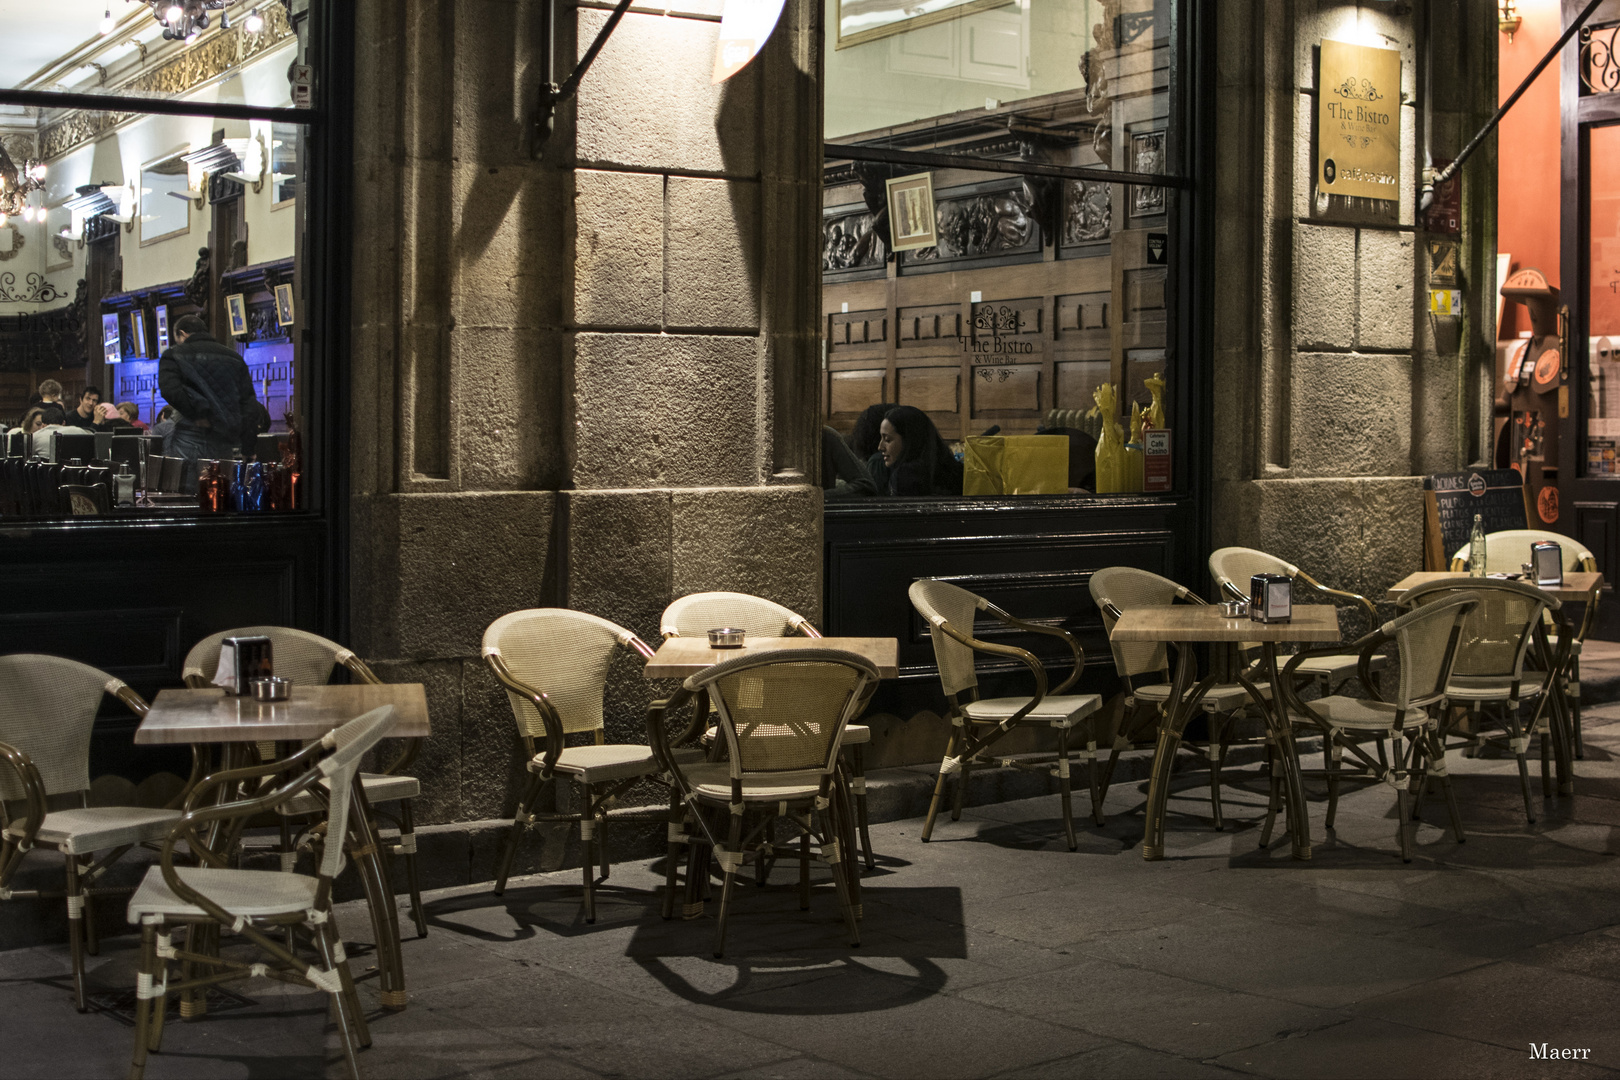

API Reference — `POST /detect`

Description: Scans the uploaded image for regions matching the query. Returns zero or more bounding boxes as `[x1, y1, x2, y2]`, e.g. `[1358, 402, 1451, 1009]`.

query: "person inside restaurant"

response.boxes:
[67, 386, 100, 429]
[869, 405, 965, 497]
[157, 314, 265, 469]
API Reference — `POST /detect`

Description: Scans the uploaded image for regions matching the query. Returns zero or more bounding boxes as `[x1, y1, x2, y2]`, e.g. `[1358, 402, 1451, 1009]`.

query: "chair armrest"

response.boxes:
[182, 738, 328, 818]
[1295, 569, 1378, 621]
[1280, 628, 1388, 701]
[108, 683, 150, 718]
[340, 654, 385, 686]
[932, 617, 1048, 724]
[0, 742, 47, 877]
[987, 607, 1085, 695]
[483, 652, 566, 778]
[790, 617, 824, 639]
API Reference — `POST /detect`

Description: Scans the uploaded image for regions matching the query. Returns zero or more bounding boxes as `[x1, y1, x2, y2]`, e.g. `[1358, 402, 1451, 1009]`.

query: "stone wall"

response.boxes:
[348, 0, 825, 845]
[1210, 1, 1498, 606]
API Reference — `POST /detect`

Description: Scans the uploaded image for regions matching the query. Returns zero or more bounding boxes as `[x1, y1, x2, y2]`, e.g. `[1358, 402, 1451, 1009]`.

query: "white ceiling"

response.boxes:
[1, 0, 156, 90]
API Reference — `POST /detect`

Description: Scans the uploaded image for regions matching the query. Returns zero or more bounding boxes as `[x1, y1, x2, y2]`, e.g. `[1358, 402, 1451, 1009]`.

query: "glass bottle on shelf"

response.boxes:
[1469, 514, 1487, 577]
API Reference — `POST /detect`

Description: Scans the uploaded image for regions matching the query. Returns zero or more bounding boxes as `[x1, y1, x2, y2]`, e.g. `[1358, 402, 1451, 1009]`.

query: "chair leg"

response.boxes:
[1206, 716, 1226, 832]
[1541, 733, 1552, 797]
[921, 728, 961, 842]
[1260, 737, 1282, 848]
[712, 814, 745, 959]
[1392, 736, 1412, 862]
[599, 810, 610, 883]
[799, 830, 811, 911]
[850, 745, 875, 870]
[128, 922, 159, 1080]
[757, 818, 775, 888]
[1427, 731, 1465, 844]
[315, 919, 365, 1080]
[494, 773, 544, 897]
[1324, 737, 1342, 830]
[951, 739, 973, 822]
[579, 780, 597, 924]
[1055, 727, 1078, 851]
[396, 799, 427, 938]
[822, 802, 861, 949]
[145, 931, 169, 1053]
[833, 769, 863, 919]
[1085, 732, 1105, 828]
[64, 853, 87, 1012]
[83, 877, 99, 957]
[662, 794, 683, 921]
[1508, 706, 1536, 825]
[1571, 654, 1584, 760]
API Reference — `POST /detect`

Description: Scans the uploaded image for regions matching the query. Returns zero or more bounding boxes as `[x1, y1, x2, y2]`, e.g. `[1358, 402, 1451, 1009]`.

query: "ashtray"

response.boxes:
[1219, 600, 1249, 618]
[250, 677, 292, 701]
[707, 627, 745, 648]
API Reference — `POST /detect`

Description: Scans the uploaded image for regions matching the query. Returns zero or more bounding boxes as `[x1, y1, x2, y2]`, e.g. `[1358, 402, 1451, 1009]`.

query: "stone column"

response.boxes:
[348, 0, 824, 870]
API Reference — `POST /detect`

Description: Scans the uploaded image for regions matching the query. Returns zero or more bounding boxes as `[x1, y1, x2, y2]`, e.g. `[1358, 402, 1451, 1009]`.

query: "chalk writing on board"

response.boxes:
[1425, 469, 1528, 563]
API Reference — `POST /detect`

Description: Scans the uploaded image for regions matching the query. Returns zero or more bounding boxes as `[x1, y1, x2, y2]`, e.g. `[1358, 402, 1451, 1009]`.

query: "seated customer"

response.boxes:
[149, 405, 177, 443]
[849, 402, 895, 462]
[66, 386, 101, 429]
[94, 403, 136, 431]
[822, 425, 876, 499]
[11, 408, 51, 435]
[116, 402, 148, 431]
[872, 405, 963, 497]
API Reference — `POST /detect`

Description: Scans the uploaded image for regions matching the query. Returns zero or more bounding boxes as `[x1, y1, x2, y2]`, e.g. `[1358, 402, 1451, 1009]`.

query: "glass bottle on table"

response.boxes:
[1469, 514, 1487, 577]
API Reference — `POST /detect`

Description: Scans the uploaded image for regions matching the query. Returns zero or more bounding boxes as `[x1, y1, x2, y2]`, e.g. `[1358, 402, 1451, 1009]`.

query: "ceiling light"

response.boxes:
[100, 8, 115, 34]
[244, 9, 263, 32]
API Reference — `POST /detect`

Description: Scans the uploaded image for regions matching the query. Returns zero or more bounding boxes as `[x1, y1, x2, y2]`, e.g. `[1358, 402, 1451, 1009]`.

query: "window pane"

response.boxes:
[827, 0, 1177, 176]
[1586, 123, 1620, 477]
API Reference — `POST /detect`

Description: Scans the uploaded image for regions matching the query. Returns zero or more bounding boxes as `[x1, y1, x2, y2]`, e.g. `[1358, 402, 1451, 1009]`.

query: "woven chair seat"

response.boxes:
[681, 762, 828, 803]
[1444, 672, 1550, 702]
[962, 693, 1102, 728]
[1308, 696, 1438, 732]
[127, 866, 320, 922]
[1134, 682, 1266, 711]
[527, 743, 701, 785]
[1293, 652, 1388, 682]
[4, 806, 180, 856]
[280, 772, 422, 815]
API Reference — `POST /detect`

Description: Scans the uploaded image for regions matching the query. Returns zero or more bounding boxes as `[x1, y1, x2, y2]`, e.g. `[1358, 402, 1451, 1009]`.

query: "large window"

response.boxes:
[822, 0, 1196, 499]
[0, 0, 331, 518]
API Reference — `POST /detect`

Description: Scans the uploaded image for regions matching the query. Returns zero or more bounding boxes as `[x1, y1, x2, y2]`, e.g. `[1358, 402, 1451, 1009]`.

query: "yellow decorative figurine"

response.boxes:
[1087, 382, 1126, 492]
[1145, 371, 1166, 432]
[1125, 402, 1146, 491]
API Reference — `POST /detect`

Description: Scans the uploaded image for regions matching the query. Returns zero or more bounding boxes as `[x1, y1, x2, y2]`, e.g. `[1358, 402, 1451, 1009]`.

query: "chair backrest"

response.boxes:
[1209, 547, 1297, 601]
[183, 627, 375, 688]
[0, 655, 127, 799]
[312, 706, 395, 881]
[1088, 567, 1193, 679]
[687, 649, 879, 780]
[1401, 578, 1554, 684]
[907, 579, 986, 696]
[660, 592, 816, 640]
[1450, 529, 1596, 574]
[482, 609, 644, 737]
[1380, 593, 1481, 710]
[158, 455, 183, 493]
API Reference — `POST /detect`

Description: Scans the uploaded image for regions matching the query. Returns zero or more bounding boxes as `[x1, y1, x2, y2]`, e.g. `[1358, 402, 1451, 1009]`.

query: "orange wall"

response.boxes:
[1497, 1, 1563, 339]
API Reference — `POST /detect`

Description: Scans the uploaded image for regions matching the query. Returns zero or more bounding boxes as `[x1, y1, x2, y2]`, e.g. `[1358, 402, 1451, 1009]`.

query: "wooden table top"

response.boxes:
[134, 683, 430, 745]
[1110, 604, 1342, 643]
[644, 637, 899, 679]
[1386, 571, 1604, 603]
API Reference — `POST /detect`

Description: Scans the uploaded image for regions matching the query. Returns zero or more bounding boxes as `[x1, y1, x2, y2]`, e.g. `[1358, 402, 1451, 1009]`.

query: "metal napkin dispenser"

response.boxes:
[1249, 573, 1292, 624]
[1531, 541, 1564, 587]
[213, 635, 274, 695]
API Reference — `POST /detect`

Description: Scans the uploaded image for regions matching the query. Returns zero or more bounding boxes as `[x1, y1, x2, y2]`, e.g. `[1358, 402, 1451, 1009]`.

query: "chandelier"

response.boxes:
[0, 143, 47, 228]
[138, 0, 242, 41]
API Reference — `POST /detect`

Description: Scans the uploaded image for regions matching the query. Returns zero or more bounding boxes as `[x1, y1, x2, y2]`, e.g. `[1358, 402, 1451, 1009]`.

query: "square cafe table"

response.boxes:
[136, 683, 429, 1010]
[1110, 605, 1342, 861]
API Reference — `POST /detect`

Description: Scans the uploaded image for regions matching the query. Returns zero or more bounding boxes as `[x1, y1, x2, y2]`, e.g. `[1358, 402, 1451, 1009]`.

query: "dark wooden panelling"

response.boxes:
[1056, 360, 1111, 410]
[971, 297, 1044, 340]
[898, 366, 961, 414]
[898, 304, 962, 347]
[830, 369, 886, 415]
[0, 608, 183, 687]
[1575, 501, 1618, 579]
[828, 309, 887, 353]
[971, 364, 1042, 416]
[1056, 291, 1111, 336]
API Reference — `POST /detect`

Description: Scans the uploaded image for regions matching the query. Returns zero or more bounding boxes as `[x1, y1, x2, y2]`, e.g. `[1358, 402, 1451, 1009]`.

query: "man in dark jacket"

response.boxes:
[157, 314, 263, 482]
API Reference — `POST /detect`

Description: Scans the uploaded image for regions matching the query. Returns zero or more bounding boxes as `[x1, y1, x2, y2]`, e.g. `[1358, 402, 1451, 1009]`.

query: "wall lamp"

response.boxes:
[534, 0, 636, 155]
[1499, 1, 1521, 43]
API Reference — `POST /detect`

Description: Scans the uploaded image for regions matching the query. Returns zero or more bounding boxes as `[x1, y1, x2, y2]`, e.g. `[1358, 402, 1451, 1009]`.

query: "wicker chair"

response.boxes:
[1400, 578, 1558, 823]
[483, 609, 700, 922]
[125, 706, 392, 1080]
[661, 591, 878, 870]
[0, 655, 177, 1012]
[647, 648, 878, 957]
[907, 579, 1103, 850]
[1089, 567, 1269, 831]
[1280, 593, 1481, 861]
[1450, 529, 1599, 757]
[182, 627, 427, 939]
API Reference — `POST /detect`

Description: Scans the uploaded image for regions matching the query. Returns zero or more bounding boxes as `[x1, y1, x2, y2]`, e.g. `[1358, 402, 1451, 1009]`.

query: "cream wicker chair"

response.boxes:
[0, 655, 177, 1012]
[125, 706, 391, 1080]
[1280, 593, 1480, 861]
[1209, 547, 1387, 696]
[1400, 578, 1558, 824]
[661, 591, 879, 870]
[183, 627, 427, 938]
[1450, 529, 1599, 758]
[907, 579, 1103, 850]
[1089, 567, 1267, 831]
[483, 609, 699, 922]
[647, 648, 878, 957]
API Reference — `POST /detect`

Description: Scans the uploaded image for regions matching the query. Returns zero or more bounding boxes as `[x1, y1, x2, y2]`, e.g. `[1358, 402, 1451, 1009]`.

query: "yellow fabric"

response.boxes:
[962, 435, 1069, 496]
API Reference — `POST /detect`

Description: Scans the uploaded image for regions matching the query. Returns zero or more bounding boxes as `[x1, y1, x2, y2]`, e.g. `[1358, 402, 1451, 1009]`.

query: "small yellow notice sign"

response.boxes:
[1429, 290, 1461, 315]
[1318, 39, 1402, 202]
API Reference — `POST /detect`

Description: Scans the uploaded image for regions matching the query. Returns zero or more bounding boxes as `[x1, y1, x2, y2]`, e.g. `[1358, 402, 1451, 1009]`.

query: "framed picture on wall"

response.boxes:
[102, 313, 121, 364]
[1129, 130, 1167, 217]
[274, 283, 295, 328]
[131, 308, 148, 358]
[226, 293, 249, 338]
[885, 172, 938, 253]
[155, 304, 170, 352]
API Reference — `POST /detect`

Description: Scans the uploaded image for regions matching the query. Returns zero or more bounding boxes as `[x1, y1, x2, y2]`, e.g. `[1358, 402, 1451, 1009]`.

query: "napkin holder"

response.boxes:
[1249, 573, 1292, 624]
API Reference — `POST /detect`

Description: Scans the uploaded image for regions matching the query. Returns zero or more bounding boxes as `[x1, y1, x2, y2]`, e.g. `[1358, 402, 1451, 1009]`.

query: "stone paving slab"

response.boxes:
[9, 710, 1620, 1077]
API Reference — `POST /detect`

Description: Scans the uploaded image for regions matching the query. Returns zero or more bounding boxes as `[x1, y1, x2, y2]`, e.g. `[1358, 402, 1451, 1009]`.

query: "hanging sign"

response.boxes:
[1317, 39, 1401, 202]
[713, 0, 787, 84]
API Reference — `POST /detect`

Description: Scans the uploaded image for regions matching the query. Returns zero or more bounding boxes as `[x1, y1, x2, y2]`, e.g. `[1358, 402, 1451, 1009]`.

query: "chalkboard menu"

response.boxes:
[1422, 469, 1532, 569]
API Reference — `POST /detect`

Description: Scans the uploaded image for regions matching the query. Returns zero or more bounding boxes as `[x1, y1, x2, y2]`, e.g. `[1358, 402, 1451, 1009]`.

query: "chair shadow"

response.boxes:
[423, 880, 665, 945]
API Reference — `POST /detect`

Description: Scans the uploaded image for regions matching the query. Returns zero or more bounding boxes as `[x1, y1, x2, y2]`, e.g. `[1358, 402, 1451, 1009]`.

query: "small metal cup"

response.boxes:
[1219, 600, 1248, 618]
[707, 627, 745, 648]
[251, 677, 292, 701]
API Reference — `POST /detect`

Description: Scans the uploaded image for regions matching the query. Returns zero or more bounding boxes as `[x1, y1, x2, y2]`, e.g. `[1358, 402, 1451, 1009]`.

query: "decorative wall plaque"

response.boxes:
[885, 172, 938, 253]
[1317, 39, 1401, 202]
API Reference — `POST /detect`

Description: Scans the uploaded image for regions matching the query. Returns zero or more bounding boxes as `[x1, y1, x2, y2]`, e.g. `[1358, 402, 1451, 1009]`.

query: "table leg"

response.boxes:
[1260, 644, 1312, 860]
[1142, 644, 1213, 860]
[1534, 623, 1577, 796]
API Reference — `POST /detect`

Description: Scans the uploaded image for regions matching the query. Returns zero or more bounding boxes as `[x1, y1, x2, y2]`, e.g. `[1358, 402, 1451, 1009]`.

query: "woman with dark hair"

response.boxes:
[849, 402, 894, 462]
[872, 405, 963, 497]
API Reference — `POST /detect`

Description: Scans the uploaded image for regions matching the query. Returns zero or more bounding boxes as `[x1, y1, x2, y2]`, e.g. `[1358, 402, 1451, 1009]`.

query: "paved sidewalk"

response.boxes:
[8, 710, 1620, 1078]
